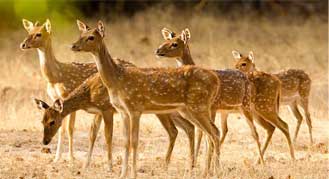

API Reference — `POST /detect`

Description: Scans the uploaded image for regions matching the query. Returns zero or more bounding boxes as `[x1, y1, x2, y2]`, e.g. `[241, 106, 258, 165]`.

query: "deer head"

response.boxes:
[20, 19, 52, 50]
[232, 50, 256, 73]
[34, 98, 64, 145]
[155, 28, 191, 58]
[71, 20, 105, 53]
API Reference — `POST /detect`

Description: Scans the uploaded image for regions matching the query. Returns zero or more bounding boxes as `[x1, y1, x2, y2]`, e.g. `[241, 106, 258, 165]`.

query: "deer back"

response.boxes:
[274, 69, 311, 100]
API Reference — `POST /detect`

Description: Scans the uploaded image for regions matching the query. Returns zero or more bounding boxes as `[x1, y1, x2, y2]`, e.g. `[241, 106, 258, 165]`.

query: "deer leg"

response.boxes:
[130, 112, 142, 179]
[219, 112, 229, 147]
[156, 114, 178, 169]
[54, 118, 67, 162]
[84, 114, 102, 168]
[259, 112, 295, 161]
[179, 108, 220, 177]
[241, 109, 264, 165]
[194, 128, 203, 163]
[276, 116, 295, 160]
[195, 108, 217, 162]
[67, 112, 76, 162]
[119, 111, 130, 179]
[173, 115, 196, 169]
[254, 114, 275, 164]
[205, 135, 214, 176]
[289, 102, 303, 144]
[300, 99, 313, 145]
[103, 109, 114, 171]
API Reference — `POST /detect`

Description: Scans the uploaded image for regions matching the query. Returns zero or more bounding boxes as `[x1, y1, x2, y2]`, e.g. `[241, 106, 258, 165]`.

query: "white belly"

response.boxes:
[280, 93, 300, 104]
[85, 107, 102, 114]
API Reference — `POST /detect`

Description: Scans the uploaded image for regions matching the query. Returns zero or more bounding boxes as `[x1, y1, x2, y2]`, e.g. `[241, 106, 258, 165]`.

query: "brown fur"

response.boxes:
[156, 28, 263, 164]
[72, 20, 221, 178]
[34, 58, 196, 169]
[20, 19, 98, 162]
[234, 51, 295, 162]
[235, 52, 313, 145]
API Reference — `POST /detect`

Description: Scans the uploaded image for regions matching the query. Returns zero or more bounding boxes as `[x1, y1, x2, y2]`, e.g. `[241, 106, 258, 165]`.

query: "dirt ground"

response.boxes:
[0, 112, 328, 179]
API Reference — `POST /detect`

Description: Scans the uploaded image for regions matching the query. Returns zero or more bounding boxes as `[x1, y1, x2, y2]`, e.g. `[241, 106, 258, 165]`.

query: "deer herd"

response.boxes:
[20, 19, 313, 178]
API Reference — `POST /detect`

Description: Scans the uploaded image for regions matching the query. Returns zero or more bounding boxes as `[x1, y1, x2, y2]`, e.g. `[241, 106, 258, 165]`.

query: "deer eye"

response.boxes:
[241, 63, 247, 67]
[49, 121, 55, 126]
[36, 33, 42, 37]
[172, 43, 178, 47]
[87, 36, 95, 41]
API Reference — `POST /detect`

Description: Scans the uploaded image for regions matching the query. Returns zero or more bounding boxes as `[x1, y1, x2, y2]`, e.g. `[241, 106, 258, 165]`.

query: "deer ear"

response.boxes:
[77, 19, 89, 32]
[43, 19, 51, 33]
[53, 99, 63, 113]
[22, 19, 34, 32]
[184, 28, 191, 41]
[34, 98, 49, 110]
[34, 21, 40, 26]
[180, 29, 191, 44]
[161, 28, 175, 40]
[97, 20, 105, 37]
[232, 50, 242, 60]
[248, 51, 254, 62]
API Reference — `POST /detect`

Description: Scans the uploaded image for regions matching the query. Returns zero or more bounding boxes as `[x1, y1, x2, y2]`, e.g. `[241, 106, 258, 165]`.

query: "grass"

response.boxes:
[0, 7, 328, 178]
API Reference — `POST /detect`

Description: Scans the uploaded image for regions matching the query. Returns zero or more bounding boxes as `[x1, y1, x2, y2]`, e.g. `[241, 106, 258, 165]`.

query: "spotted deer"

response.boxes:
[71, 20, 221, 178]
[234, 51, 313, 145]
[233, 50, 295, 161]
[33, 61, 122, 169]
[20, 19, 98, 162]
[155, 28, 264, 164]
[34, 59, 196, 170]
[21, 19, 194, 170]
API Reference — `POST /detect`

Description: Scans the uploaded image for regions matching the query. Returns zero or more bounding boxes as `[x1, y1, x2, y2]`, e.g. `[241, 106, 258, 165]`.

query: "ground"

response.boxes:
[0, 113, 328, 179]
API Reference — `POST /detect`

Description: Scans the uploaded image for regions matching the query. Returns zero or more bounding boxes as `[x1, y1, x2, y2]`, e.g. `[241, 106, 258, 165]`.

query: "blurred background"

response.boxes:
[0, 0, 327, 130]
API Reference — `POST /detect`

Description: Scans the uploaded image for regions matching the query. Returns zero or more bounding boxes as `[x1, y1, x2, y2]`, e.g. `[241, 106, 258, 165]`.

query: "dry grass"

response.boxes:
[0, 7, 328, 178]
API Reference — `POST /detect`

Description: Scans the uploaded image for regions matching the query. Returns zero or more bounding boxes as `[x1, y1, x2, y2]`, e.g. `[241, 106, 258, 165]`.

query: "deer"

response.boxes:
[21, 19, 195, 170]
[233, 50, 295, 162]
[71, 20, 221, 178]
[155, 28, 264, 164]
[234, 51, 313, 145]
[20, 19, 99, 163]
[34, 62, 196, 170]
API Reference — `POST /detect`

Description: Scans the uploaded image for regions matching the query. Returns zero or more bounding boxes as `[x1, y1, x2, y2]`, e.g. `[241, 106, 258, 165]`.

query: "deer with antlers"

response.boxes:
[233, 50, 295, 162]
[155, 28, 264, 164]
[71, 20, 221, 178]
[234, 50, 313, 145]
[20, 19, 99, 162]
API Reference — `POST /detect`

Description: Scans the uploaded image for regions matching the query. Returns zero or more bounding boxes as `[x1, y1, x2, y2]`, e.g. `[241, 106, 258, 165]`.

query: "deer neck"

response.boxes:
[176, 45, 195, 67]
[59, 94, 86, 118]
[37, 39, 60, 83]
[92, 41, 121, 89]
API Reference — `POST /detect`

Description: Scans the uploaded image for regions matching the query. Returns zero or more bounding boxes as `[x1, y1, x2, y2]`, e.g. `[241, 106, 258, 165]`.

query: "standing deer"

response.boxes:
[20, 19, 98, 162]
[21, 19, 194, 170]
[71, 20, 221, 178]
[34, 60, 196, 170]
[234, 51, 313, 145]
[233, 50, 295, 161]
[155, 28, 264, 164]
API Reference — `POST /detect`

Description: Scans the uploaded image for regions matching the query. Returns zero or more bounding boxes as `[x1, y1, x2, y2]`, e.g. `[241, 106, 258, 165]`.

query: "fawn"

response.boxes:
[233, 50, 295, 161]
[20, 19, 98, 162]
[155, 28, 263, 164]
[71, 20, 221, 178]
[234, 51, 313, 145]
[34, 59, 196, 169]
